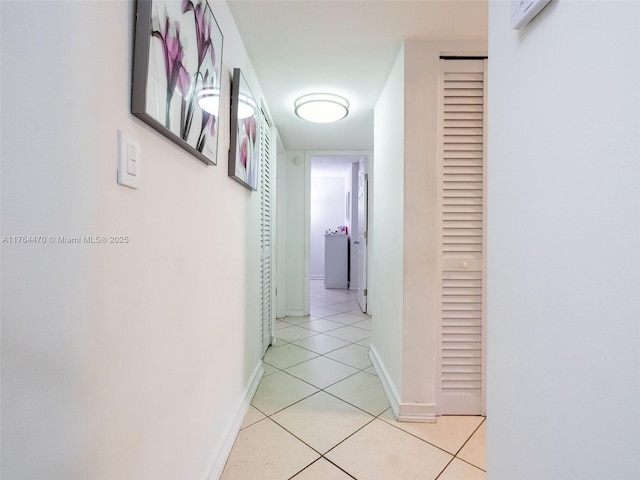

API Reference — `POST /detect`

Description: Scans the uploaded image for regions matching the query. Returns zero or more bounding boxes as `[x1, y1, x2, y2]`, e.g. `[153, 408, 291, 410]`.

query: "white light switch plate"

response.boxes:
[117, 130, 141, 189]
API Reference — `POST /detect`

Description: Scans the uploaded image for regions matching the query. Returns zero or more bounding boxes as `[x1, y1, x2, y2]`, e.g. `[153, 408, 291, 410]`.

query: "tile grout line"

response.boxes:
[451, 417, 487, 472]
[252, 363, 486, 474]
[370, 409, 487, 465]
[253, 288, 380, 479]
[318, 457, 358, 480]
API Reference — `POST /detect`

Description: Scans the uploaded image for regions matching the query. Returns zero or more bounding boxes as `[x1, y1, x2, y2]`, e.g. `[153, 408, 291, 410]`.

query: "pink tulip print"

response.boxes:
[234, 111, 259, 188]
[180, 0, 219, 147]
[244, 116, 257, 145]
[182, 0, 216, 69]
[240, 136, 248, 169]
[148, 1, 221, 157]
[151, 10, 191, 129]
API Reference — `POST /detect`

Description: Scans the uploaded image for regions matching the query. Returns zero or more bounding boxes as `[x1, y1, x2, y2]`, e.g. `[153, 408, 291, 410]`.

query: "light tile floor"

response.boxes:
[221, 281, 486, 480]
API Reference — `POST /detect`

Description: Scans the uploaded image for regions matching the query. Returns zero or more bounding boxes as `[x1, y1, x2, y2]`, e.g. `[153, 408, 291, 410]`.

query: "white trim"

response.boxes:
[435, 58, 445, 415]
[284, 308, 306, 317]
[310, 275, 324, 280]
[303, 152, 311, 316]
[397, 402, 436, 423]
[276, 148, 287, 319]
[368, 345, 400, 416]
[205, 362, 264, 480]
[368, 345, 401, 417]
[369, 345, 436, 423]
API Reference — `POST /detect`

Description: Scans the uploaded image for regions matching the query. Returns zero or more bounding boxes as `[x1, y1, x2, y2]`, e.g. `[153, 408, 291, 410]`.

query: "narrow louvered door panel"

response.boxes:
[260, 110, 273, 356]
[439, 59, 486, 415]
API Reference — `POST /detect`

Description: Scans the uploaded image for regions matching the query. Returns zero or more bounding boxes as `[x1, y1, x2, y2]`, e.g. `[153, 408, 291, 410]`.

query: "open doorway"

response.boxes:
[310, 153, 369, 313]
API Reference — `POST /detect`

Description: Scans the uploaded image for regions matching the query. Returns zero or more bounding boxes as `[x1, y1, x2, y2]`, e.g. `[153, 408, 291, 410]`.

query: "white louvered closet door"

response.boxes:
[259, 109, 274, 356]
[438, 58, 487, 415]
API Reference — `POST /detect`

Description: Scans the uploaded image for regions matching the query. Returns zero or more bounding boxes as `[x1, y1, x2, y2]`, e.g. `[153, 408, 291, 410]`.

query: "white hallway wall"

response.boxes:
[280, 150, 310, 317]
[487, 1, 640, 479]
[1, 1, 267, 478]
[371, 45, 406, 401]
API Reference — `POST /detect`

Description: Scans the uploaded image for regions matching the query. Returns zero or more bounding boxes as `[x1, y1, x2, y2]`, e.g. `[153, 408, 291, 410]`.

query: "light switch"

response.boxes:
[126, 144, 138, 176]
[127, 157, 137, 176]
[117, 130, 140, 189]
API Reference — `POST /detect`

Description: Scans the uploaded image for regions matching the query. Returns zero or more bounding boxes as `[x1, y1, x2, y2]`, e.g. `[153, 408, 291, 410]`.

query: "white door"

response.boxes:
[437, 58, 487, 415]
[356, 158, 368, 313]
[260, 110, 274, 356]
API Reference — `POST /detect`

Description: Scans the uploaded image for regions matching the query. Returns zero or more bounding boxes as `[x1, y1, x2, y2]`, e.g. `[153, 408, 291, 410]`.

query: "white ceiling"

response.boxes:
[227, 0, 487, 152]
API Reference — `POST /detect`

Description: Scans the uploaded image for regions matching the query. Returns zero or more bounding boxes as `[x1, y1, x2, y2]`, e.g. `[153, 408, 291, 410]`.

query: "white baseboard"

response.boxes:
[206, 362, 264, 480]
[310, 275, 324, 280]
[368, 345, 436, 423]
[284, 308, 307, 317]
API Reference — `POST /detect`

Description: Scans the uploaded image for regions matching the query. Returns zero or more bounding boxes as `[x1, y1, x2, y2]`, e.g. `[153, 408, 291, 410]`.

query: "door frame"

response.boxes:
[356, 157, 369, 313]
[304, 151, 371, 312]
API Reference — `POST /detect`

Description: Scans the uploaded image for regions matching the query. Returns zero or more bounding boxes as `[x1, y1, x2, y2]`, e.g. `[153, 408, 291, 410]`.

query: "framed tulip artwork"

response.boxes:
[228, 68, 259, 191]
[131, 0, 223, 166]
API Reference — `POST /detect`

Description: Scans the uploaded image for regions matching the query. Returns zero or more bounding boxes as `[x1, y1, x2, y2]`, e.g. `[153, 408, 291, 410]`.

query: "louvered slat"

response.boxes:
[260, 110, 273, 356]
[440, 59, 485, 414]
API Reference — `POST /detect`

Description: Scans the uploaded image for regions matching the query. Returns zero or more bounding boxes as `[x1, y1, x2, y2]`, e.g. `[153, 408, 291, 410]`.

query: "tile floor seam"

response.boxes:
[376, 413, 468, 459]
[292, 324, 346, 333]
[289, 341, 358, 357]
[248, 404, 271, 417]
[319, 356, 373, 372]
[454, 417, 485, 454]
[317, 415, 378, 458]
[454, 455, 487, 472]
[323, 332, 371, 343]
[317, 458, 357, 480]
[264, 393, 379, 470]
[226, 283, 485, 479]
[254, 388, 319, 417]
[286, 458, 353, 480]
[262, 350, 320, 371]
[319, 388, 386, 419]
[263, 417, 325, 457]
[284, 365, 363, 392]
[259, 368, 385, 427]
[314, 352, 367, 368]
[433, 456, 456, 480]
[277, 336, 371, 355]
[268, 415, 332, 457]
[278, 320, 367, 333]
[279, 324, 320, 333]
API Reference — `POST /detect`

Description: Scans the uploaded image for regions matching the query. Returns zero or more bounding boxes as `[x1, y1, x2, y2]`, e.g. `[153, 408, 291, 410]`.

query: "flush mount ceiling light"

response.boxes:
[294, 93, 349, 123]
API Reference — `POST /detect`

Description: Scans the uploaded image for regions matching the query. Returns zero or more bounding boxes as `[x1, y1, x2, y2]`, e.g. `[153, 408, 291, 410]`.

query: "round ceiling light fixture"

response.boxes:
[294, 93, 350, 123]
